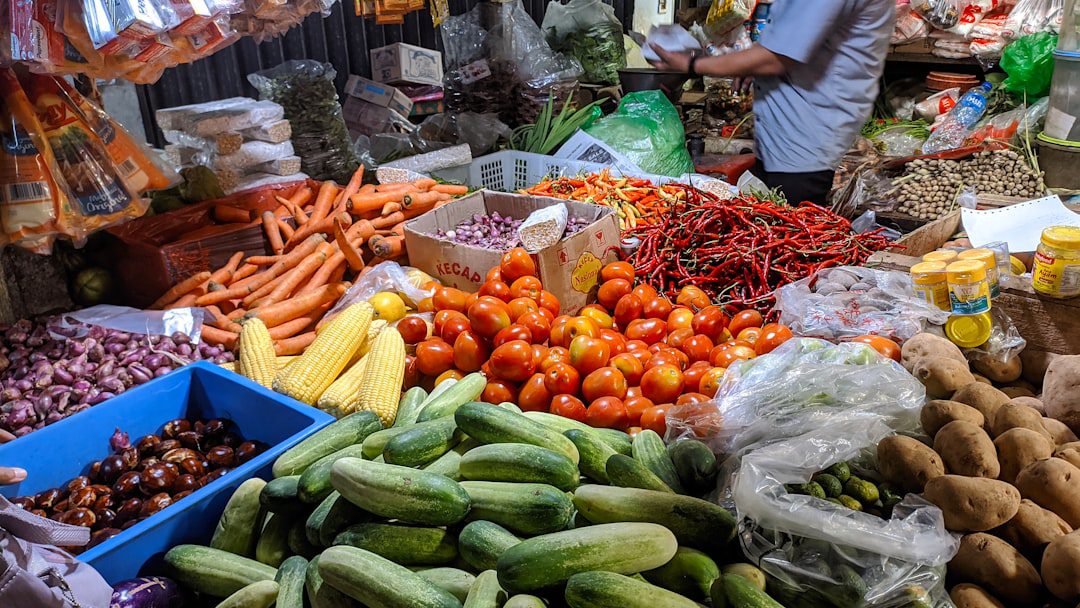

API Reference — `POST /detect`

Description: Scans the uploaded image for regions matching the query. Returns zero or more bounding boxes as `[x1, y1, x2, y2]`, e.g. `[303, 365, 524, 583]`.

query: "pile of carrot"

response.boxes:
[524, 170, 683, 231]
[148, 167, 469, 355]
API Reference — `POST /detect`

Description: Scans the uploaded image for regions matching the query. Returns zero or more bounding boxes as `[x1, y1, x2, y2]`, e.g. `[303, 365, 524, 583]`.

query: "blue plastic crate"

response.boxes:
[0, 361, 333, 584]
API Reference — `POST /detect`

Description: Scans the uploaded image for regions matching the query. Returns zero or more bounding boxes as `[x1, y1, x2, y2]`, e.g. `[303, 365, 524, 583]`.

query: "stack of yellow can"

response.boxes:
[911, 247, 1001, 348]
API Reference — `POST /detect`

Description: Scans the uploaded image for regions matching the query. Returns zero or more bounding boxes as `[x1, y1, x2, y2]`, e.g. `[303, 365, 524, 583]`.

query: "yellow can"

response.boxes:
[1032, 226, 1080, 299]
[946, 260, 991, 315]
[958, 248, 1000, 298]
[910, 261, 950, 311]
[923, 250, 959, 265]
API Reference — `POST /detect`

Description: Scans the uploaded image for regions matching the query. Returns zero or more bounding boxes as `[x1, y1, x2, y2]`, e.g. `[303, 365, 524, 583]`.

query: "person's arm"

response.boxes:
[0, 429, 27, 485]
[649, 44, 794, 78]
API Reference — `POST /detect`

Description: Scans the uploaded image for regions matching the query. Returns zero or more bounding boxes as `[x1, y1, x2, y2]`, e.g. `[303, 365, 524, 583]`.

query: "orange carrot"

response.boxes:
[267, 315, 315, 340]
[241, 272, 289, 308]
[276, 195, 309, 225]
[218, 299, 238, 315]
[346, 219, 377, 242]
[274, 332, 317, 355]
[298, 211, 352, 240]
[431, 183, 469, 195]
[226, 308, 248, 321]
[358, 184, 377, 195]
[410, 177, 438, 191]
[263, 211, 284, 255]
[251, 283, 347, 327]
[245, 255, 281, 266]
[276, 218, 295, 240]
[372, 211, 405, 229]
[381, 202, 401, 216]
[201, 325, 238, 350]
[299, 251, 345, 295]
[284, 182, 339, 247]
[230, 264, 258, 284]
[205, 305, 243, 333]
[334, 165, 365, 206]
[327, 263, 347, 284]
[197, 235, 324, 305]
[256, 242, 334, 306]
[165, 293, 199, 309]
[387, 223, 406, 239]
[334, 218, 365, 272]
[370, 235, 404, 258]
[348, 191, 405, 215]
[402, 190, 442, 209]
[288, 185, 314, 209]
[213, 205, 251, 223]
[150, 271, 212, 309]
[222, 251, 244, 274]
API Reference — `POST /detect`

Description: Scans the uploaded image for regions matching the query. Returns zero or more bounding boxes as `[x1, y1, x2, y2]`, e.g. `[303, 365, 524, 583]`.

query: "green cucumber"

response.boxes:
[632, 430, 684, 494]
[423, 449, 463, 480]
[260, 475, 304, 515]
[522, 411, 630, 454]
[306, 491, 369, 547]
[215, 580, 279, 608]
[565, 571, 701, 608]
[716, 573, 784, 608]
[564, 429, 618, 483]
[642, 547, 719, 600]
[455, 402, 578, 464]
[667, 439, 718, 495]
[417, 373, 487, 421]
[459, 443, 578, 490]
[384, 416, 463, 467]
[362, 426, 413, 459]
[592, 428, 633, 455]
[306, 555, 358, 608]
[164, 544, 277, 597]
[211, 478, 266, 557]
[464, 570, 506, 608]
[274, 412, 383, 477]
[298, 444, 368, 504]
[287, 519, 318, 558]
[495, 522, 678, 593]
[393, 386, 429, 428]
[606, 454, 674, 493]
[274, 555, 308, 608]
[495, 401, 522, 413]
[334, 523, 458, 565]
[255, 512, 294, 567]
[458, 520, 521, 571]
[459, 481, 574, 535]
[572, 485, 737, 548]
[331, 457, 471, 526]
[318, 546, 462, 608]
[455, 437, 481, 454]
[504, 595, 546, 608]
[415, 568, 476, 603]
[722, 563, 766, 591]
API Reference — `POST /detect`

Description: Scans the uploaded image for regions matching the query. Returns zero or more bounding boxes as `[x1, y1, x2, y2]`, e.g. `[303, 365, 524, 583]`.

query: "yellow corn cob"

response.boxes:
[356, 319, 388, 360]
[272, 302, 374, 405]
[356, 329, 406, 426]
[238, 318, 276, 387]
[224, 356, 295, 374]
[317, 355, 369, 417]
[218, 361, 238, 373]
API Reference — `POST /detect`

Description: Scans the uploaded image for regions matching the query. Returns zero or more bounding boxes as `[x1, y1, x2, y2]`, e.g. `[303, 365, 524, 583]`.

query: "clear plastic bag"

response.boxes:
[518, 204, 568, 252]
[775, 267, 952, 343]
[912, 0, 964, 29]
[583, 90, 694, 177]
[704, 0, 754, 37]
[324, 261, 435, 320]
[893, 5, 931, 44]
[541, 0, 626, 85]
[54, 305, 205, 340]
[962, 306, 1026, 364]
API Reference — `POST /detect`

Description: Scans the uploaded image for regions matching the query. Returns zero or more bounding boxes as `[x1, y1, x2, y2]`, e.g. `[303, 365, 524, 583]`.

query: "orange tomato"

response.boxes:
[508, 297, 539, 320]
[548, 315, 571, 348]
[518, 373, 554, 412]
[580, 306, 614, 331]
[624, 318, 666, 344]
[698, 367, 726, 397]
[665, 327, 694, 350]
[609, 353, 645, 386]
[682, 361, 711, 393]
[598, 328, 626, 356]
[680, 334, 714, 363]
[729, 339, 756, 350]
[493, 324, 532, 347]
[481, 379, 518, 404]
[646, 350, 686, 371]
[850, 335, 901, 362]
[586, 397, 629, 430]
[465, 292, 479, 310]
[625, 385, 643, 400]
[550, 394, 587, 422]
[613, 294, 644, 328]
[417, 297, 435, 313]
[500, 248, 536, 283]
[452, 330, 490, 372]
[624, 339, 649, 351]
[676, 285, 710, 310]
[736, 327, 762, 345]
[624, 346, 652, 369]
[544, 362, 581, 395]
[486, 266, 502, 283]
[510, 276, 543, 301]
[434, 309, 466, 334]
[691, 306, 729, 342]
[600, 261, 635, 283]
[666, 307, 694, 332]
[728, 309, 764, 335]
[564, 316, 600, 344]
[435, 369, 465, 385]
[489, 340, 536, 382]
[396, 316, 429, 344]
[641, 297, 673, 320]
[631, 283, 658, 303]
[538, 290, 561, 316]
[569, 335, 611, 376]
[540, 347, 571, 372]
[640, 405, 670, 436]
[478, 280, 513, 302]
[581, 366, 628, 403]
[639, 364, 684, 404]
[755, 323, 794, 355]
[672, 402, 725, 438]
[710, 344, 755, 368]
[514, 312, 548, 346]
[467, 296, 511, 339]
[535, 307, 555, 323]
[597, 279, 632, 310]
[675, 392, 709, 405]
[432, 286, 468, 312]
[624, 395, 654, 426]
[415, 339, 455, 376]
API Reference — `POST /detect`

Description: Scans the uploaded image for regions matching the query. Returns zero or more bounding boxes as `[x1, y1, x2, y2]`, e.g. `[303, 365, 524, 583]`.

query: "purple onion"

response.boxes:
[28, 352, 46, 363]
[2, 388, 21, 401]
[176, 343, 193, 358]
[44, 411, 63, 425]
[67, 342, 86, 356]
[110, 427, 131, 451]
[87, 325, 106, 340]
[105, 342, 125, 355]
[14, 379, 31, 392]
[56, 392, 72, 412]
[14, 425, 32, 436]
[172, 332, 190, 345]
[53, 367, 74, 385]
[43, 385, 70, 399]
[72, 379, 92, 392]
[33, 396, 52, 416]
[144, 354, 165, 370]
[99, 377, 124, 394]
[128, 365, 153, 385]
[90, 391, 115, 404]
[153, 367, 170, 378]
[34, 374, 53, 389]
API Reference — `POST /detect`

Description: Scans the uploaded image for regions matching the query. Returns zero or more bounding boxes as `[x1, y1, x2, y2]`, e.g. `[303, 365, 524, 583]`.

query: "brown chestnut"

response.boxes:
[204, 419, 227, 436]
[140, 493, 172, 517]
[93, 494, 114, 513]
[172, 490, 193, 501]
[135, 434, 161, 456]
[48, 511, 64, 522]
[35, 488, 63, 510]
[235, 441, 260, 465]
[66, 476, 90, 493]
[120, 518, 141, 530]
[161, 448, 201, 464]
[162, 463, 180, 478]
[173, 474, 198, 494]
[60, 508, 96, 527]
[30, 509, 47, 518]
[97, 455, 126, 484]
[88, 461, 103, 483]
[115, 498, 142, 523]
[68, 487, 97, 509]
[193, 420, 206, 435]
[202, 468, 230, 485]
[136, 457, 160, 472]
[179, 457, 207, 477]
[154, 439, 181, 456]
[205, 446, 235, 468]
[12, 496, 35, 510]
[53, 499, 70, 513]
[162, 419, 191, 439]
[177, 431, 202, 451]
[119, 447, 140, 470]
[94, 508, 116, 529]
[112, 471, 141, 497]
[219, 432, 241, 448]
[89, 484, 111, 496]
[87, 528, 121, 548]
[139, 463, 176, 494]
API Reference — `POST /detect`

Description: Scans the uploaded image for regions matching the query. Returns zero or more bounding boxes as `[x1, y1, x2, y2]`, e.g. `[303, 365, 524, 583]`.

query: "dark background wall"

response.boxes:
[137, 0, 634, 146]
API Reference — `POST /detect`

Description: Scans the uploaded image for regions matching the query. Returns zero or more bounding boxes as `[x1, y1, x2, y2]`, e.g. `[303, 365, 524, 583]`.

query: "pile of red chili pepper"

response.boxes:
[628, 185, 893, 311]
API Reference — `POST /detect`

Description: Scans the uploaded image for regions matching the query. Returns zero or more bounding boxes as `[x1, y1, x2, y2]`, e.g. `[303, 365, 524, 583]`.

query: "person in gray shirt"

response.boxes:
[651, 0, 895, 205]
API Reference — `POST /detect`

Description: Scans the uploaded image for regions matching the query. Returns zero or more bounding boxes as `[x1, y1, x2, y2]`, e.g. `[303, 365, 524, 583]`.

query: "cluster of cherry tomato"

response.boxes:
[394, 248, 798, 438]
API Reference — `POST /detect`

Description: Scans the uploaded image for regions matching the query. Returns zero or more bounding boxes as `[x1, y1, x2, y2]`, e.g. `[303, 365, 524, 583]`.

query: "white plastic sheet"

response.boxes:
[54, 305, 205, 341]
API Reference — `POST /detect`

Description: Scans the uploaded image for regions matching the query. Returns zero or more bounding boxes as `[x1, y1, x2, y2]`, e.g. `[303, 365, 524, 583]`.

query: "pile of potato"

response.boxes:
[875, 333, 1080, 607]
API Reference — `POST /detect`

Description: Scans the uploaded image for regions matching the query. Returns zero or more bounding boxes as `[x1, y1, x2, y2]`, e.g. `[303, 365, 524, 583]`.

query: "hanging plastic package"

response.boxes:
[1001, 31, 1059, 97]
[583, 90, 694, 177]
[541, 0, 627, 85]
[704, 0, 754, 38]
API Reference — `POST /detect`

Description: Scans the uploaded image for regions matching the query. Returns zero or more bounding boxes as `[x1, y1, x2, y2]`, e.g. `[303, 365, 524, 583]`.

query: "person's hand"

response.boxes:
[733, 76, 754, 94]
[0, 429, 27, 485]
[649, 45, 691, 72]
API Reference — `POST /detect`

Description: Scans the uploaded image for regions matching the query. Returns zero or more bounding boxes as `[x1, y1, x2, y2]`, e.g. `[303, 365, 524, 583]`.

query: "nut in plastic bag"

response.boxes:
[518, 204, 568, 252]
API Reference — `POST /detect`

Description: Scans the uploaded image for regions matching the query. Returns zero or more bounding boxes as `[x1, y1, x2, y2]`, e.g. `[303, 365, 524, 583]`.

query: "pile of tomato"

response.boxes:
[395, 248, 797, 437]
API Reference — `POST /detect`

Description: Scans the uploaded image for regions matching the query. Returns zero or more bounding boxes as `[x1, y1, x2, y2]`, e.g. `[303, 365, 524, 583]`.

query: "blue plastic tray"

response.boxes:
[0, 361, 333, 584]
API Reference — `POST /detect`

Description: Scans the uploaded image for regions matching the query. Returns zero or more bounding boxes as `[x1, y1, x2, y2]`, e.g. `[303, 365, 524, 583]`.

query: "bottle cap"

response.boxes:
[945, 312, 992, 348]
[946, 260, 987, 283]
[1041, 226, 1080, 250]
[923, 250, 958, 264]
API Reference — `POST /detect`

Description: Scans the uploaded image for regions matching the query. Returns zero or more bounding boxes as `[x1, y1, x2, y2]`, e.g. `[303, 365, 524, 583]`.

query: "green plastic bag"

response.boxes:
[1001, 32, 1058, 98]
[584, 90, 694, 177]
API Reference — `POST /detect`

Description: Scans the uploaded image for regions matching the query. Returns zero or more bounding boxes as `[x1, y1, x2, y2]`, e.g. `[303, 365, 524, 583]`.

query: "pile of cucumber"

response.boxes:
[161, 382, 794, 607]
[785, 461, 904, 520]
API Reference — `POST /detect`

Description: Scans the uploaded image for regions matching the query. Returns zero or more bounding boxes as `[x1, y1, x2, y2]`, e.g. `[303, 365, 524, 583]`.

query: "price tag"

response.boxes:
[459, 59, 491, 85]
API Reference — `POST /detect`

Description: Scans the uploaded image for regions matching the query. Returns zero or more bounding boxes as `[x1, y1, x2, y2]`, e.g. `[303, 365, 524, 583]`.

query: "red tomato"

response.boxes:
[613, 294, 644, 328]
[728, 309, 765, 336]
[432, 286, 468, 312]
[467, 296, 511, 339]
[680, 334, 714, 363]
[548, 315, 571, 349]
[580, 307, 615, 331]
[623, 395, 654, 426]
[396, 316, 429, 344]
[646, 350, 686, 371]
[465, 292, 479, 311]
[402, 354, 419, 389]
[481, 379, 517, 404]
[600, 261, 635, 283]
[625, 347, 652, 369]
[640, 364, 684, 404]
[478, 280, 513, 302]
[586, 397, 629, 430]
[538, 290, 561, 316]
[540, 347, 571, 372]
[551, 316, 598, 349]
[729, 339, 756, 350]
[569, 335, 611, 376]
[609, 353, 645, 386]
[625, 339, 649, 351]
[434, 309, 468, 337]
[756, 323, 794, 355]
[598, 329, 627, 356]
[518, 373, 554, 412]
[641, 297, 673, 320]
[624, 318, 666, 345]
[682, 361, 711, 393]
[736, 327, 762, 345]
[415, 339, 454, 376]
[625, 385, 643, 400]
[672, 402, 725, 438]
[581, 366, 628, 403]
[530, 344, 549, 368]
[691, 306, 729, 342]
[536, 307, 555, 323]
[510, 276, 543, 301]
[516, 311, 551, 345]
[676, 392, 710, 405]
[544, 362, 581, 395]
[452, 330, 489, 373]
[489, 340, 536, 382]
[640, 405, 670, 436]
[486, 266, 502, 283]
[508, 297, 539, 320]
[436, 369, 465, 385]
[500, 248, 536, 284]
[676, 285, 710, 310]
[493, 324, 532, 348]
[850, 335, 901, 362]
[597, 279, 632, 310]
[698, 367, 726, 397]
[665, 327, 694, 350]
[631, 283, 658, 303]
[666, 308, 694, 333]
[550, 394, 588, 422]
[710, 344, 756, 368]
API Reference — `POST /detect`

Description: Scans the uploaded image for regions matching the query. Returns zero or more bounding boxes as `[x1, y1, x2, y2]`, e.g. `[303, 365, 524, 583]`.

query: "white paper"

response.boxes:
[960, 195, 1080, 252]
[554, 131, 646, 176]
[641, 24, 702, 63]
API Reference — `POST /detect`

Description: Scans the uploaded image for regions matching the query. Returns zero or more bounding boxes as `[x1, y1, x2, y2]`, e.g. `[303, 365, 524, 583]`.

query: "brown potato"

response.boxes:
[923, 475, 1020, 532]
[949, 533, 1041, 604]
[1015, 458, 1080, 527]
[1043, 355, 1080, 435]
[934, 420, 1000, 478]
[921, 400, 985, 438]
[1009, 395, 1045, 415]
[994, 428, 1054, 483]
[994, 499, 1072, 558]
[1021, 349, 1058, 387]
[901, 333, 967, 372]
[915, 359, 977, 400]
[876, 435, 945, 493]
[973, 355, 1023, 384]
[1043, 418, 1078, 445]
[952, 383, 1011, 427]
[1001, 386, 1036, 399]
[1055, 442, 1080, 470]
[949, 584, 1005, 608]
[990, 403, 1054, 440]
[1042, 531, 1080, 601]
[972, 373, 992, 385]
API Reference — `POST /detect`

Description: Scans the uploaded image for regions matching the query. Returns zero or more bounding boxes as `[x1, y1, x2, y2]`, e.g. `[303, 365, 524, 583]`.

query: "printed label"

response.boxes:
[434, 261, 482, 287]
[948, 280, 991, 315]
[571, 251, 602, 294]
[459, 60, 491, 85]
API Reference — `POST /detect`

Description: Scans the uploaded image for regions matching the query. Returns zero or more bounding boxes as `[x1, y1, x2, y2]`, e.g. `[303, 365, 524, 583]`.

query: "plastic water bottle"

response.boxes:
[923, 82, 994, 153]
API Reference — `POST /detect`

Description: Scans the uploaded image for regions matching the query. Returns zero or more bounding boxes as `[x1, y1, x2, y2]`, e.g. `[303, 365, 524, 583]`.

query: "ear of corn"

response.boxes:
[317, 355, 369, 418]
[272, 302, 373, 405]
[351, 319, 387, 365]
[219, 356, 294, 375]
[238, 318, 276, 387]
[356, 329, 406, 426]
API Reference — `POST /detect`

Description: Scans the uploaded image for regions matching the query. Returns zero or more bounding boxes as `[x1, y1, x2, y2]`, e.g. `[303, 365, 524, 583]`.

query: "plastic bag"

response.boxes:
[1003, 0, 1058, 39]
[54, 305, 205, 341]
[774, 267, 952, 343]
[734, 419, 958, 608]
[915, 88, 959, 120]
[666, 338, 927, 455]
[518, 204, 568, 252]
[325, 261, 435, 320]
[1001, 32, 1059, 97]
[248, 60, 360, 183]
[583, 91, 694, 177]
[893, 5, 931, 43]
[704, 0, 754, 37]
[541, 0, 626, 85]
[963, 306, 1027, 364]
[911, 0, 963, 29]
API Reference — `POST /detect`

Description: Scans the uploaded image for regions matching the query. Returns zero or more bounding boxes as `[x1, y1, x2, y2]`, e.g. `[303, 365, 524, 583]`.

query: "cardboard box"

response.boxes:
[404, 191, 620, 313]
[370, 42, 443, 87]
[344, 74, 414, 117]
[890, 39, 934, 54]
[342, 96, 411, 138]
